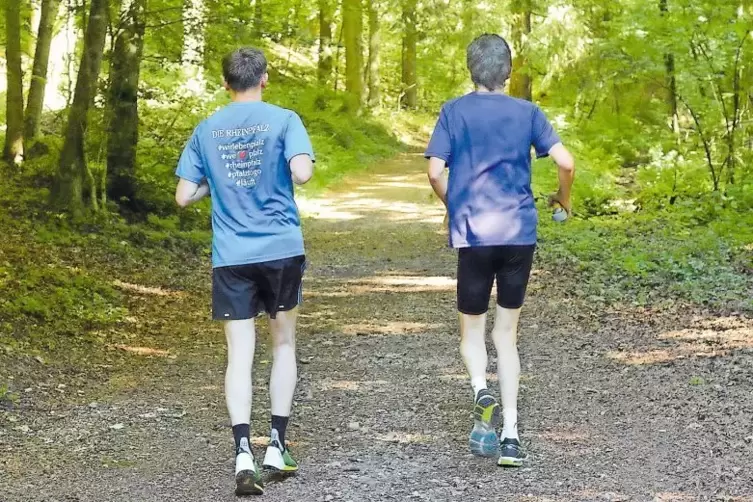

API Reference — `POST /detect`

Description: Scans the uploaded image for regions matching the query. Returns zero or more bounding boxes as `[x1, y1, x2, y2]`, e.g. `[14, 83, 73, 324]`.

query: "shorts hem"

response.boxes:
[458, 306, 489, 316]
[496, 300, 525, 310]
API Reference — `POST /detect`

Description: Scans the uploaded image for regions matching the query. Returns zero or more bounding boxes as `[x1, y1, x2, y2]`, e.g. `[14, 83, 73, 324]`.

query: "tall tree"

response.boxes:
[254, 0, 263, 38]
[659, 0, 679, 137]
[343, 0, 364, 107]
[182, 0, 205, 93]
[365, 0, 380, 107]
[24, 0, 62, 145]
[318, 0, 334, 83]
[107, 0, 147, 209]
[52, 0, 110, 213]
[3, 0, 25, 163]
[508, 0, 532, 100]
[400, 0, 417, 109]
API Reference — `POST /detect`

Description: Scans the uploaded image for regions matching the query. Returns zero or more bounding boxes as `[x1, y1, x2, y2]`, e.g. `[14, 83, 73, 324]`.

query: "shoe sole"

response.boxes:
[262, 463, 298, 474]
[235, 470, 264, 496]
[498, 456, 524, 467]
[469, 424, 499, 458]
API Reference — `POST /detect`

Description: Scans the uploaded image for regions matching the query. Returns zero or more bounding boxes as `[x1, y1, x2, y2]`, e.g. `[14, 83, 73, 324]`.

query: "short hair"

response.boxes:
[222, 47, 268, 92]
[466, 34, 512, 91]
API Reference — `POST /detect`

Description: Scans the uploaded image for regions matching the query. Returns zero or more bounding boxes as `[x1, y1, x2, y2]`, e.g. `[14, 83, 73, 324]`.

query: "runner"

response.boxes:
[174, 47, 314, 495]
[424, 34, 575, 466]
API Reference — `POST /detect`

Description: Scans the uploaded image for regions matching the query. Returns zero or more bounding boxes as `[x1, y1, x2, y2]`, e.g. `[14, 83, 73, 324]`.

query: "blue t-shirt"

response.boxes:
[176, 101, 315, 268]
[425, 92, 561, 248]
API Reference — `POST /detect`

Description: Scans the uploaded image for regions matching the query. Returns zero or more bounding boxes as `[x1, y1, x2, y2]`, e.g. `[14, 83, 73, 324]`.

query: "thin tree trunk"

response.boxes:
[508, 0, 532, 100]
[25, 0, 62, 145]
[366, 0, 380, 107]
[343, 0, 363, 108]
[53, 0, 110, 214]
[318, 0, 333, 83]
[400, 0, 417, 109]
[182, 0, 205, 92]
[254, 0, 263, 38]
[3, 0, 25, 163]
[107, 0, 146, 209]
[659, 0, 680, 138]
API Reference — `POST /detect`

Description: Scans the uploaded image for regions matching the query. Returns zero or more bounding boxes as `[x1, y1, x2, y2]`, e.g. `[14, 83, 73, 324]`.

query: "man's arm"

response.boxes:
[290, 154, 314, 185]
[427, 157, 448, 207]
[175, 178, 210, 207]
[547, 143, 575, 213]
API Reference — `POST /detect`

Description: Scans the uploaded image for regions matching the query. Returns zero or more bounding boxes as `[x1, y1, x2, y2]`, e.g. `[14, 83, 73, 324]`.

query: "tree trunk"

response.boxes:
[52, 0, 109, 214]
[107, 0, 146, 209]
[508, 0, 532, 100]
[24, 0, 62, 145]
[3, 0, 25, 163]
[182, 0, 205, 93]
[400, 0, 417, 109]
[343, 0, 363, 108]
[659, 0, 680, 137]
[318, 0, 333, 83]
[254, 0, 263, 38]
[366, 0, 380, 107]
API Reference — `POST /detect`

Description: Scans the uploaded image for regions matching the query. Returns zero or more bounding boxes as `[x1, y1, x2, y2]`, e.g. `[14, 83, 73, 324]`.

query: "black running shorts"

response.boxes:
[456, 245, 536, 315]
[212, 255, 306, 321]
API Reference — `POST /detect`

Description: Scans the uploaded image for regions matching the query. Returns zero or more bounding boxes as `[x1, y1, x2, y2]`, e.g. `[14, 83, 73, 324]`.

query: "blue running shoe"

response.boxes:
[468, 389, 501, 457]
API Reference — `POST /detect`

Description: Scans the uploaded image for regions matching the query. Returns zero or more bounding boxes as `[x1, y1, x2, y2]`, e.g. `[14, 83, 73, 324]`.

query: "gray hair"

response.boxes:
[466, 34, 512, 91]
[222, 47, 268, 91]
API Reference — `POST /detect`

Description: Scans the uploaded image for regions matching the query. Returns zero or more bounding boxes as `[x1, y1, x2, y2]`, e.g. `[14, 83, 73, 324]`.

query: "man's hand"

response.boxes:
[548, 190, 571, 214]
[547, 143, 575, 215]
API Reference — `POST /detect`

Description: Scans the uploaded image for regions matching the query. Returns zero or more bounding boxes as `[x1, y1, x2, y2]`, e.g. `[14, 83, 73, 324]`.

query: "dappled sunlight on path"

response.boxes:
[298, 153, 446, 225]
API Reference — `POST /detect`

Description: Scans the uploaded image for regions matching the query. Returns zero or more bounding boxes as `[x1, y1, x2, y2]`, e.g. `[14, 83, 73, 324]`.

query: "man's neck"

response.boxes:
[475, 86, 505, 95]
[231, 88, 263, 102]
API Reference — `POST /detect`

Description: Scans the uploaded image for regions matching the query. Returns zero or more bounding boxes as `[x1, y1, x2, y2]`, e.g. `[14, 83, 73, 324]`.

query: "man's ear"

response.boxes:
[260, 73, 269, 89]
[223, 79, 230, 91]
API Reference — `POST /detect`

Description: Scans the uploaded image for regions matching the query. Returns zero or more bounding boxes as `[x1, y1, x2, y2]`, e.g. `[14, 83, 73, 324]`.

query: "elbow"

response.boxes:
[175, 193, 190, 208]
[559, 157, 575, 173]
[294, 170, 313, 185]
[427, 171, 443, 184]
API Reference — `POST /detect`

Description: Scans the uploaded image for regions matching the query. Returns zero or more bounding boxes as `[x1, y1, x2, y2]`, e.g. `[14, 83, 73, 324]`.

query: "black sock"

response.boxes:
[271, 415, 289, 448]
[232, 423, 250, 451]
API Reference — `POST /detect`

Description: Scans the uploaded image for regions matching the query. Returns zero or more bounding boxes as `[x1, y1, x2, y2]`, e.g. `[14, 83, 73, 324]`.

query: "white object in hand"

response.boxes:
[552, 207, 568, 222]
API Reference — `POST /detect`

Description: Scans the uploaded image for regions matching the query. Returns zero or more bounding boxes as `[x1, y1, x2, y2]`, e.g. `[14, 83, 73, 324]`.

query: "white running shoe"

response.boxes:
[235, 438, 263, 496]
[262, 430, 299, 473]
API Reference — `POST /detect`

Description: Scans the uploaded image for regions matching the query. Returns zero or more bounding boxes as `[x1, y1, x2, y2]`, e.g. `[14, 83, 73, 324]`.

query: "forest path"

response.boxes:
[2, 153, 752, 502]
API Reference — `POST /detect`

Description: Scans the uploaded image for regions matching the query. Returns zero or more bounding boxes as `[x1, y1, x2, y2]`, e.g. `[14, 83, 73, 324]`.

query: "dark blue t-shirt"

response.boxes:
[176, 101, 314, 268]
[425, 92, 560, 248]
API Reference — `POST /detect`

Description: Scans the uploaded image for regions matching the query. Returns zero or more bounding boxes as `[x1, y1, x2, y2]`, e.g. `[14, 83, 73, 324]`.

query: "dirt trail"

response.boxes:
[2, 154, 753, 502]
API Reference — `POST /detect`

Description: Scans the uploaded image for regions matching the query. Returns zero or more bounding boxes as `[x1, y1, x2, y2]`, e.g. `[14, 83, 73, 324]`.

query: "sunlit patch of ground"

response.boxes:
[608, 318, 753, 365]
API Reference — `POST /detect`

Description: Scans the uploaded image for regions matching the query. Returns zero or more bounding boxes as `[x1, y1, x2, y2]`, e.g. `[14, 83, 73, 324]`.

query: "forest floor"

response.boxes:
[1, 153, 753, 502]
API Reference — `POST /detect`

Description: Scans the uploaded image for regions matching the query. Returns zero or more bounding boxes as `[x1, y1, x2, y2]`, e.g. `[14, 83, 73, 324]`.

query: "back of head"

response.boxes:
[222, 47, 268, 92]
[466, 34, 512, 91]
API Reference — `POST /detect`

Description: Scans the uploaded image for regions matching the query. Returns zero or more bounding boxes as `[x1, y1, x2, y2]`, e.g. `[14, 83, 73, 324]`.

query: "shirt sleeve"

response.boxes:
[175, 127, 206, 183]
[284, 112, 315, 163]
[424, 107, 452, 165]
[531, 106, 561, 158]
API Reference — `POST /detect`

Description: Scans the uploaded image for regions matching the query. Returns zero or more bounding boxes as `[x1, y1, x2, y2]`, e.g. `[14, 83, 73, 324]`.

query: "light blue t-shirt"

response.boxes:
[176, 101, 315, 268]
[425, 92, 560, 248]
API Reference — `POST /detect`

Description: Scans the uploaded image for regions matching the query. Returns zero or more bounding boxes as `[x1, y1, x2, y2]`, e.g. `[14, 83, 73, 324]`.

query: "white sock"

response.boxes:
[471, 377, 487, 400]
[502, 408, 518, 439]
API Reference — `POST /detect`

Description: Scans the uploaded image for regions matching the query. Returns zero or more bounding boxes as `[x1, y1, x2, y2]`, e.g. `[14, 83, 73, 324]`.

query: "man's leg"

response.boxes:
[491, 305, 522, 440]
[457, 247, 500, 457]
[493, 245, 535, 467]
[213, 265, 264, 495]
[269, 308, 298, 447]
[225, 319, 264, 494]
[259, 256, 305, 472]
